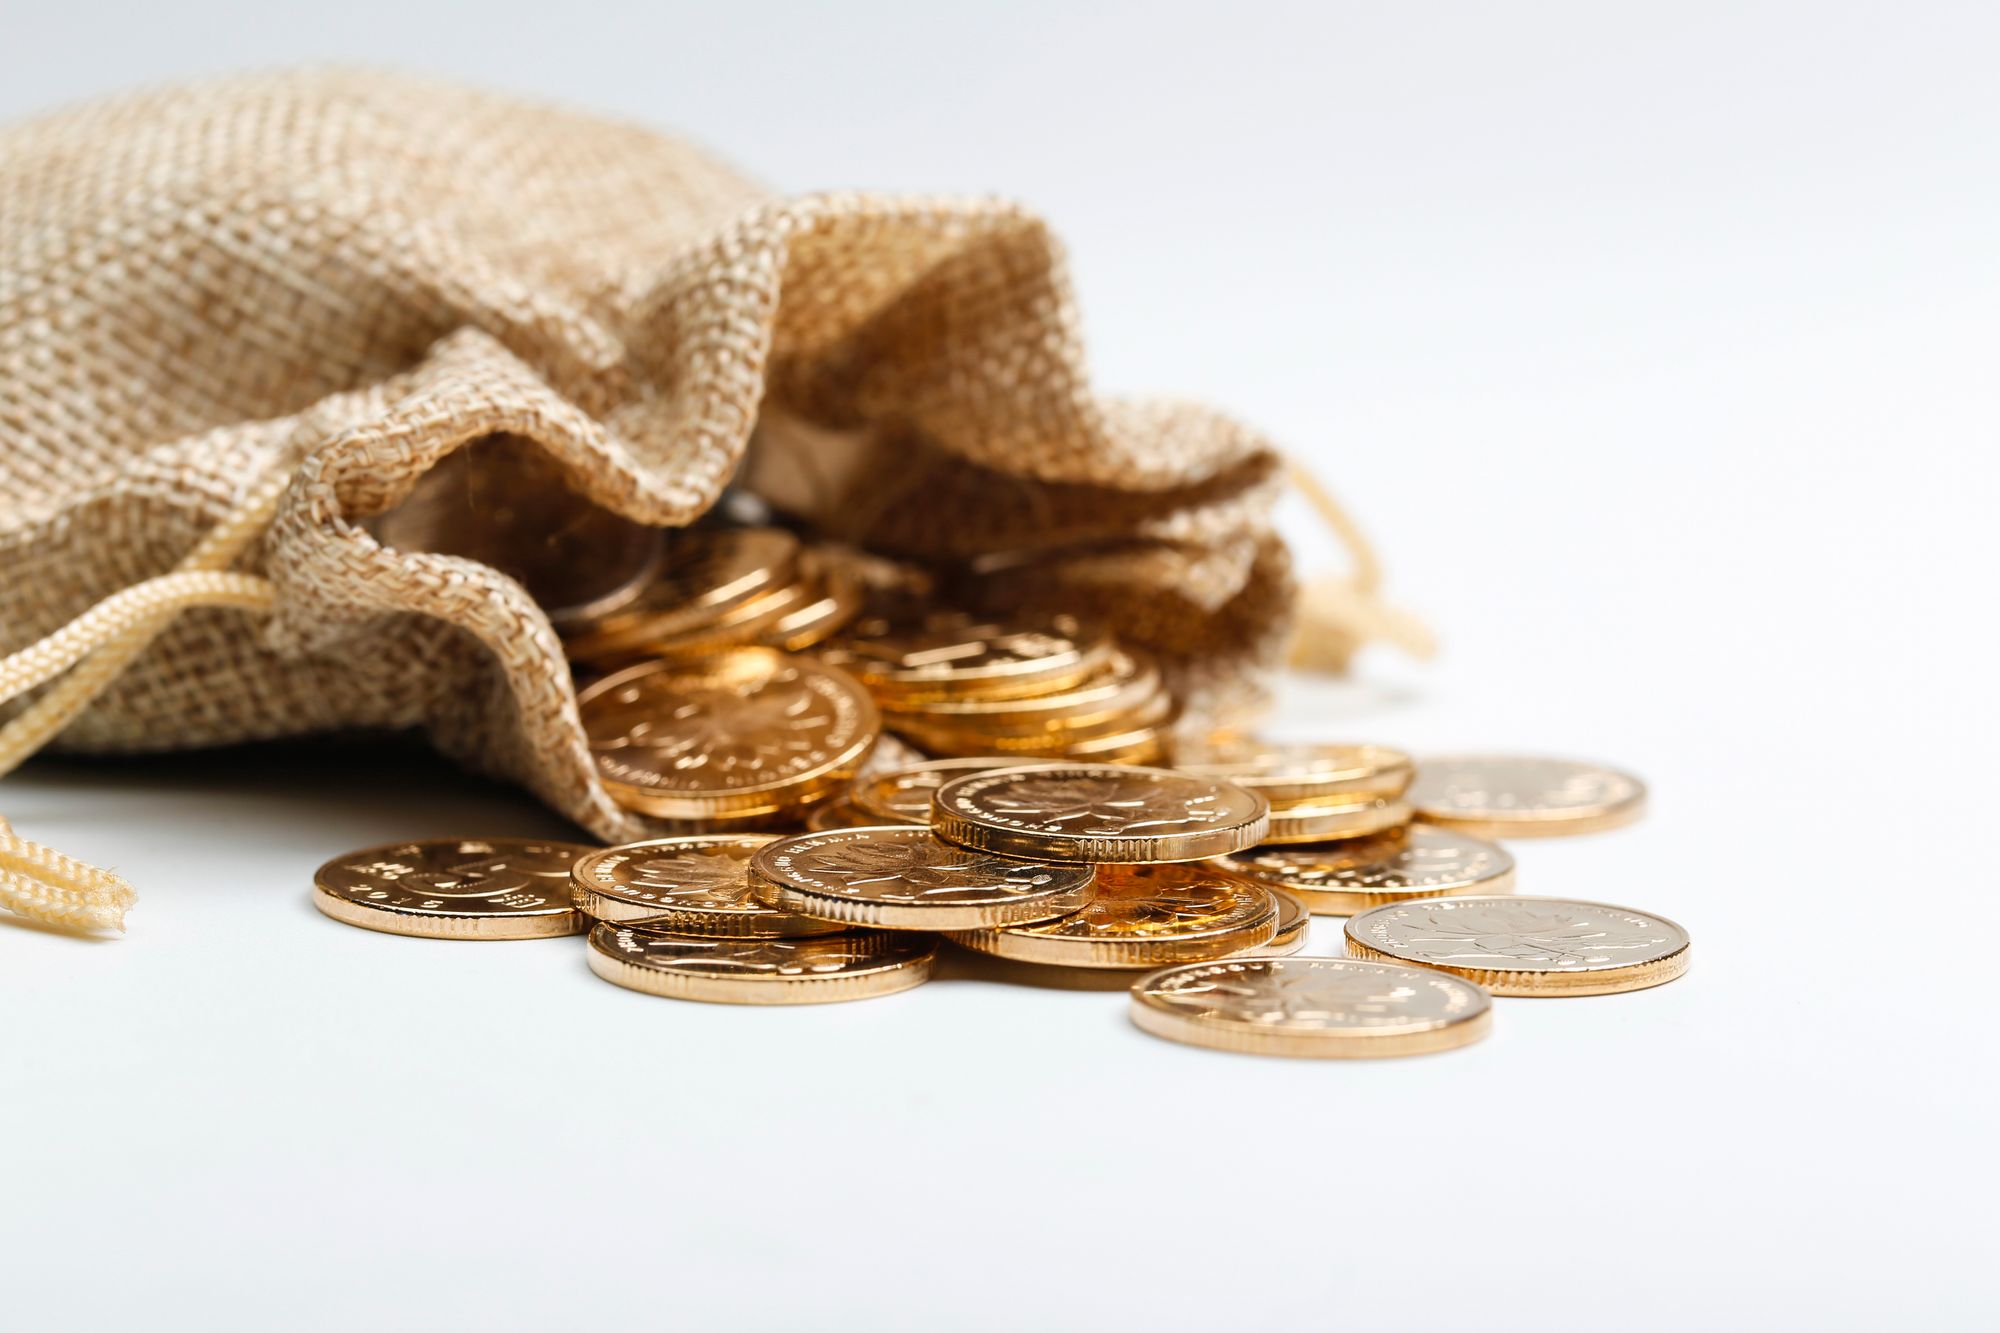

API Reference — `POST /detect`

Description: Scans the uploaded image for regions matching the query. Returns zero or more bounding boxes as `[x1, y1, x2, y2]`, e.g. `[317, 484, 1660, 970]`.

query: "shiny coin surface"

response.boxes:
[932, 764, 1270, 863]
[1176, 741, 1415, 805]
[751, 826, 1097, 930]
[825, 610, 1111, 702]
[949, 863, 1277, 969]
[1262, 796, 1414, 845]
[569, 836, 842, 936]
[1345, 896, 1690, 996]
[1409, 755, 1647, 837]
[1242, 889, 1310, 957]
[1217, 825, 1516, 916]
[758, 553, 864, 651]
[883, 647, 1163, 737]
[563, 527, 801, 663]
[313, 837, 589, 939]
[580, 649, 878, 820]
[851, 757, 1017, 824]
[587, 923, 934, 1005]
[1130, 957, 1492, 1059]
[804, 799, 892, 831]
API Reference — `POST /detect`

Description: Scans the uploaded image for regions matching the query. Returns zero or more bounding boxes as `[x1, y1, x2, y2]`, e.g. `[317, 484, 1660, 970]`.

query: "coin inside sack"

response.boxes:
[1261, 795, 1413, 845]
[1175, 740, 1415, 805]
[1345, 896, 1690, 996]
[586, 922, 935, 1005]
[1240, 888, 1310, 957]
[562, 526, 801, 664]
[850, 757, 1019, 824]
[569, 836, 842, 936]
[1408, 754, 1646, 837]
[313, 837, 590, 940]
[1216, 824, 1515, 916]
[578, 648, 878, 821]
[750, 825, 1097, 930]
[824, 609, 1111, 703]
[931, 763, 1269, 863]
[1129, 957, 1492, 1059]
[948, 862, 1278, 969]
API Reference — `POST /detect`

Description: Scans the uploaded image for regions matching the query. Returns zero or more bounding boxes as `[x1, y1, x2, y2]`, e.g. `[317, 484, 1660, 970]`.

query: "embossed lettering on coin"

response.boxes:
[570, 836, 843, 935]
[931, 764, 1269, 863]
[751, 826, 1096, 929]
[1346, 896, 1690, 996]
[313, 837, 589, 939]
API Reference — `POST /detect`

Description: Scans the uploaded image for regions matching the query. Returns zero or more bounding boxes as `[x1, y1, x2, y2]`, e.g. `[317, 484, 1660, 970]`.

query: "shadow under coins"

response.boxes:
[928, 942, 1137, 993]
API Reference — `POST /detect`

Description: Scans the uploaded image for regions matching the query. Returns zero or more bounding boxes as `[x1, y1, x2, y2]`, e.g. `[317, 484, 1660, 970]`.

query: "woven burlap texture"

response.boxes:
[0, 69, 1296, 856]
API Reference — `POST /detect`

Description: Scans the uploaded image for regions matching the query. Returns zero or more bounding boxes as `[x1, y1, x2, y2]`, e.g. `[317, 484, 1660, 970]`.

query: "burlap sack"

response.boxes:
[1, 70, 1414, 931]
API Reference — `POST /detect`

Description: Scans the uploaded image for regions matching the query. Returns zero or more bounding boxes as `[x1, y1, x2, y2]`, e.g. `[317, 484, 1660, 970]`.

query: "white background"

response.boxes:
[3, 3, 1994, 1329]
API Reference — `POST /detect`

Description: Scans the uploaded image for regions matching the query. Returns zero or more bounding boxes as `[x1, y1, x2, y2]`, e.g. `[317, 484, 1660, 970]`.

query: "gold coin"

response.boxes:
[804, 798, 894, 831]
[887, 694, 1173, 762]
[758, 554, 864, 651]
[1176, 740, 1414, 805]
[1242, 889, 1310, 957]
[932, 763, 1270, 863]
[563, 527, 800, 663]
[949, 863, 1277, 969]
[824, 610, 1111, 702]
[1409, 755, 1646, 837]
[851, 757, 1018, 824]
[1345, 896, 1690, 996]
[1262, 796, 1413, 845]
[883, 647, 1162, 737]
[617, 574, 820, 658]
[579, 649, 878, 820]
[587, 923, 934, 1004]
[1217, 824, 1516, 916]
[750, 825, 1097, 930]
[569, 835, 842, 936]
[312, 837, 589, 940]
[1129, 957, 1492, 1059]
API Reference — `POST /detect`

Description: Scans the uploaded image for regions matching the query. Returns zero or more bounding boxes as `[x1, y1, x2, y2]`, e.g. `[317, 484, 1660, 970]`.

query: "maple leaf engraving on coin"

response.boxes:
[1159, 966, 1422, 1025]
[1387, 904, 1666, 966]
[628, 853, 756, 905]
[398, 853, 566, 898]
[1078, 882, 1234, 935]
[985, 776, 1223, 834]
[807, 839, 1049, 900]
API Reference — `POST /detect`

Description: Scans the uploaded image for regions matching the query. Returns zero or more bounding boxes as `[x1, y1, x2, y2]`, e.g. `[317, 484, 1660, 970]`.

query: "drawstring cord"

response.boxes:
[1286, 458, 1436, 671]
[0, 471, 286, 933]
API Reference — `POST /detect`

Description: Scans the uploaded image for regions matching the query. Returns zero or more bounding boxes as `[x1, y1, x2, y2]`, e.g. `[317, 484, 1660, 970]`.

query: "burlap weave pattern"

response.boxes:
[0, 69, 1293, 844]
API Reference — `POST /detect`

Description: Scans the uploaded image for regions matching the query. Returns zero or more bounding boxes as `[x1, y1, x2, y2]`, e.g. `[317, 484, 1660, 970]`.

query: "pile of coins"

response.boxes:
[313, 746, 1688, 1059]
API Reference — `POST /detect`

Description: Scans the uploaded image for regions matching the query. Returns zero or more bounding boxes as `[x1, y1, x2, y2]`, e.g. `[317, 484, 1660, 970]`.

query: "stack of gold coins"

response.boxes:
[1178, 740, 1417, 844]
[821, 612, 1171, 763]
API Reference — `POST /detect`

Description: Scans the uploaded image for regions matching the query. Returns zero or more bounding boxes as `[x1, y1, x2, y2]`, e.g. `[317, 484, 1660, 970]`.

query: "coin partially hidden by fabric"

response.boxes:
[569, 835, 842, 936]
[948, 862, 1277, 969]
[1216, 824, 1515, 916]
[1345, 896, 1689, 996]
[1129, 956, 1492, 1059]
[586, 923, 935, 1004]
[561, 527, 801, 664]
[750, 825, 1096, 930]
[931, 763, 1269, 863]
[312, 837, 590, 940]
[578, 648, 878, 821]
[1408, 755, 1646, 837]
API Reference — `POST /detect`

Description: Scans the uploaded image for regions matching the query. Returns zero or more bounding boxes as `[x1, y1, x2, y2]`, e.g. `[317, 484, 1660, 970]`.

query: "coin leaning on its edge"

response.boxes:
[569, 835, 844, 936]
[930, 763, 1270, 863]
[1344, 896, 1690, 996]
[586, 923, 936, 1004]
[312, 837, 591, 940]
[750, 825, 1097, 930]
[1129, 957, 1493, 1058]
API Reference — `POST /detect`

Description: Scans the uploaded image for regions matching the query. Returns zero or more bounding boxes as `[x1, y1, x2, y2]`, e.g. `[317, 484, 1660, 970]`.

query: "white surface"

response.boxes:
[3, 3, 1995, 1329]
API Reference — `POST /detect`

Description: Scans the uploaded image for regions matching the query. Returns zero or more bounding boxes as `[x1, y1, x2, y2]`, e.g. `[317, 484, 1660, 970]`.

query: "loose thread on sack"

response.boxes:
[0, 470, 288, 932]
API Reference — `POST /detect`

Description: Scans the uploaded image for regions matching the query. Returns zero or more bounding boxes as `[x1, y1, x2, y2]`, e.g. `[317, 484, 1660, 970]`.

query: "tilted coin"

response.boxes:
[889, 703, 1171, 764]
[757, 553, 864, 651]
[750, 826, 1097, 930]
[1217, 824, 1516, 916]
[1242, 889, 1310, 957]
[931, 763, 1270, 863]
[1175, 741, 1415, 805]
[579, 648, 878, 820]
[569, 836, 841, 936]
[1409, 755, 1646, 838]
[882, 647, 1162, 737]
[1129, 957, 1492, 1059]
[1261, 796, 1413, 845]
[851, 757, 1018, 824]
[563, 527, 801, 663]
[1345, 896, 1690, 996]
[587, 923, 934, 1005]
[312, 837, 590, 940]
[824, 610, 1111, 702]
[949, 863, 1278, 969]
